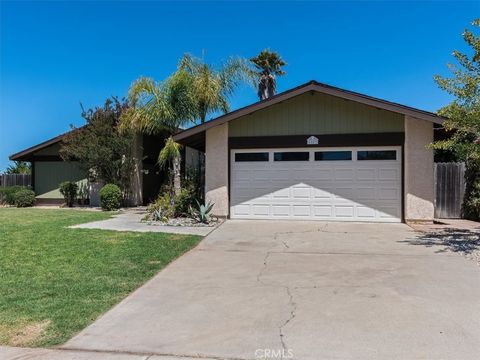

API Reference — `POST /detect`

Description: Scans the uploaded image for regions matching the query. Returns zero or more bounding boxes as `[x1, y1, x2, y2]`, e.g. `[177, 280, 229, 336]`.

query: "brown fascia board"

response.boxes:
[9, 133, 67, 161]
[173, 80, 445, 142]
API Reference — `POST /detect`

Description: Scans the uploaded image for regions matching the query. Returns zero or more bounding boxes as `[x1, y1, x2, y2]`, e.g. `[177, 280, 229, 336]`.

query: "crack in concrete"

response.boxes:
[256, 233, 299, 358]
[256, 251, 271, 285]
[278, 286, 297, 358]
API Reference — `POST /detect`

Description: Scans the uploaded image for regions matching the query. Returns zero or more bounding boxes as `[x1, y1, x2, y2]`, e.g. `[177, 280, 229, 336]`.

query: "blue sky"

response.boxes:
[1, 1, 478, 171]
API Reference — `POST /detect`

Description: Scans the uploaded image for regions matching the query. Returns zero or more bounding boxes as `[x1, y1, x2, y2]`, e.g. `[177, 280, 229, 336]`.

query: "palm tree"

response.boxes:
[178, 53, 250, 123]
[120, 71, 195, 195]
[158, 136, 182, 194]
[250, 49, 287, 100]
[121, 54, 250, 195]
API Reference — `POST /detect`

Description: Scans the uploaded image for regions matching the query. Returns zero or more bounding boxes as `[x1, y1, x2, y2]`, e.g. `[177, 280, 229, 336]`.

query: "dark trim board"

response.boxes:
[229, 132, 405, 149]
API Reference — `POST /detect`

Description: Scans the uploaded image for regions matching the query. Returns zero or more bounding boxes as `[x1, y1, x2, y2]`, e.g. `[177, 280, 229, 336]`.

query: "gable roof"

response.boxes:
[173, 80, 445, 143]
[9, 131, 69, 161]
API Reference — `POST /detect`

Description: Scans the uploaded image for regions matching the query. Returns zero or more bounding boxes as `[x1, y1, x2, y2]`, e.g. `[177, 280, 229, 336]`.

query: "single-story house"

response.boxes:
[9, 132, 171, 205]
[174, 80, 444, 223]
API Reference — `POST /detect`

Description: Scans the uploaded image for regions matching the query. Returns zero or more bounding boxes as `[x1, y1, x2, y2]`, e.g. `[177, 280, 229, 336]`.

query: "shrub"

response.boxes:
[99, 183, 122, 211]
[59, 181, 78, 207]
[0, 186, 31, 205]
[174, 187, 197, 216]
[14, 189, 36, 207]
[190, 200, 214, 223]
[147, 192, 175, 222]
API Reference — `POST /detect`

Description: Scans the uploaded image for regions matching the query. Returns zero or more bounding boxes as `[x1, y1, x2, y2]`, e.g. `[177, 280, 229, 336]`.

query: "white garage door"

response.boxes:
[230, 147, 402, 222]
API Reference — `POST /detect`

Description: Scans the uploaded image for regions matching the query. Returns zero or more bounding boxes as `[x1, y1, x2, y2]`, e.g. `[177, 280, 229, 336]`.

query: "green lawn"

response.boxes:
[0, 208, 202, 347]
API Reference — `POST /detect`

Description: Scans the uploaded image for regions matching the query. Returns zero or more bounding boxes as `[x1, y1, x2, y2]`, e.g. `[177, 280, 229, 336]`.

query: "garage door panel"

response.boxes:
[334, 206, 355, 218]
[251, 204, 270, 216]
[272, 205, 290, 216]
[376, 206, 401, 219]
[234, 171, 251, 181]
[378, 168, 399, 181]
[313, 205, 333, 217]
[231, 147, 401, 222]
[355, 187, 377, 200]
[356, 206, 377, 219]
[291, 186, 311, 199]
[311, 169, 334, 180]
[333, 187, 356, 200]
[271, 170, 290, 180]
[293, 169, 311, 181]
[356, 168, 377, 181]
[335, 169, 355, 180]
[292, 205, 311, 216]
[378, 187, 399, 200]
[313, 188, 334, 199]
[272, 188, 290, 198]
[232, 204, 250, 216]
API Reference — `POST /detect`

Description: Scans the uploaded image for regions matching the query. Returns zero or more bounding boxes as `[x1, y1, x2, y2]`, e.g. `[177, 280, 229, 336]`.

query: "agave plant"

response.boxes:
[191, 199, 215, 223]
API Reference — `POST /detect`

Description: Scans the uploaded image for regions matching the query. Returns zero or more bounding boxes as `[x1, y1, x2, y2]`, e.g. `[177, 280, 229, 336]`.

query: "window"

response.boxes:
[315, 151, 352, 161]
[274, 152, 310, 161]
[357, 150, 396, 161]
[235, 152, 269, 162]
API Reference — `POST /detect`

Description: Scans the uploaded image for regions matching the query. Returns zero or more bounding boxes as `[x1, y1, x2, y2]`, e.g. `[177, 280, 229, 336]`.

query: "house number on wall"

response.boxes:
[307, 136, 319, 145]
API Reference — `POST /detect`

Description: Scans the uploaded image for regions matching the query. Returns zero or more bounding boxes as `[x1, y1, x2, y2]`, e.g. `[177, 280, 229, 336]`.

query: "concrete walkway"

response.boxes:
[61, 220, 480, 360]
[70, 209, 216, 236]
[0, 346, 218, 360]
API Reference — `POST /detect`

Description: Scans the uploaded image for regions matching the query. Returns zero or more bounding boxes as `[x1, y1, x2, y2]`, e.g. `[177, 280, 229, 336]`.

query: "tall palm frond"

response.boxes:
[250, 49, 287, 100]
[120, 74, 196, 135]
[177, 53, 251, 123]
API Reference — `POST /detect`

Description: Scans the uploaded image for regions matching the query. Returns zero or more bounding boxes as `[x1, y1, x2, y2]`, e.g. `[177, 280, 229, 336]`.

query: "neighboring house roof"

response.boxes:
[173, 80, 445, 143]
[9, 131, 69, 161]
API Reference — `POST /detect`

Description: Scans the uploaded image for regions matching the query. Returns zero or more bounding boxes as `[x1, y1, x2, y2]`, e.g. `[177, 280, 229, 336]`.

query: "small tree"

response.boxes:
[60, 98, 135, 199]
[158, 136, 182, 196]
[5, 161, 31, 174]
[431, 19, 480, 219]
[59, 181, 78, 207]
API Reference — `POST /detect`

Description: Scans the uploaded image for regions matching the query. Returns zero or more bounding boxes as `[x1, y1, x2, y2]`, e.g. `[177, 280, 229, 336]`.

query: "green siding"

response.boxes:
[229, 92, 405, 137]
[34, 161, 88, 199]
[34, 143, 61, 156]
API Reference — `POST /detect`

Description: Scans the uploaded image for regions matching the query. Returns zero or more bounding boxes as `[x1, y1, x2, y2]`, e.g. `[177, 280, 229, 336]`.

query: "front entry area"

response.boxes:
[230, 146, 402, 222]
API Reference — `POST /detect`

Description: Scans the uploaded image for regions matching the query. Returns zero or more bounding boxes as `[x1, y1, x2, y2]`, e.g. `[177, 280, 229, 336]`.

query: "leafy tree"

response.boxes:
[250, 49, 287, 100]
[60, 98, 135, 197]
[5, 161, 31, 174]
[431, 19, 480, 219]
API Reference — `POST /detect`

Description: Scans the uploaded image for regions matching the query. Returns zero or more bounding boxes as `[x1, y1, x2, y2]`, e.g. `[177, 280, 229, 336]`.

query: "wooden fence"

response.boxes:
[0, 174, 32, 187]
[434, 162, 465, 219]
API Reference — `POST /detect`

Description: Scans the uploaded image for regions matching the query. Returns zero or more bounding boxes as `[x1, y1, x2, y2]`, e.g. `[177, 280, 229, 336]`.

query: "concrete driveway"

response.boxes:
[63, 221, 480, 360]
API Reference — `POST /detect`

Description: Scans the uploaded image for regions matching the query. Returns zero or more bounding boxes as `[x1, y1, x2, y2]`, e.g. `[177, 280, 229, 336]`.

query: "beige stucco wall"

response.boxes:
[205, 123, 229, 217]
[404, 116, 434, 221]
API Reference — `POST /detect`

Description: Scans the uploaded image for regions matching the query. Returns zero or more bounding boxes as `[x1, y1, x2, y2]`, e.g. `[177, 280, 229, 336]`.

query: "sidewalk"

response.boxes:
[0, 346, 220, 360]
[69, 210, 216, 236]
